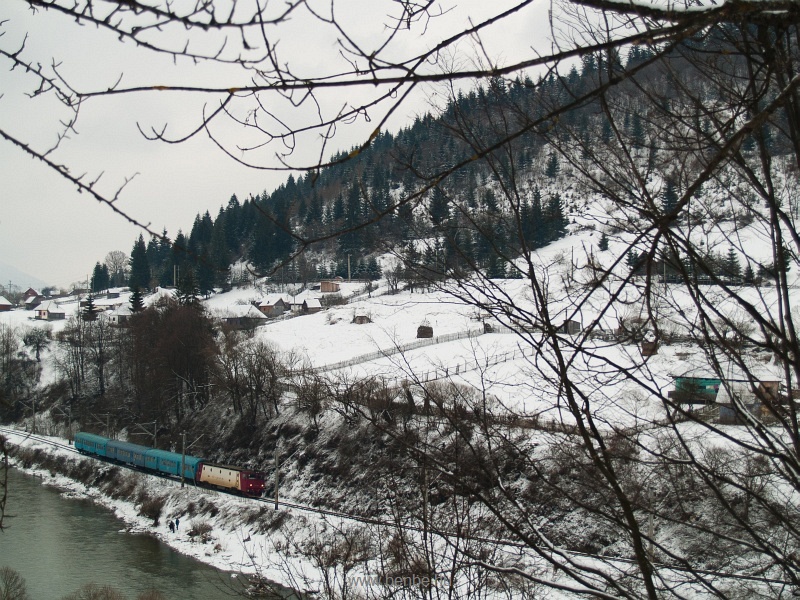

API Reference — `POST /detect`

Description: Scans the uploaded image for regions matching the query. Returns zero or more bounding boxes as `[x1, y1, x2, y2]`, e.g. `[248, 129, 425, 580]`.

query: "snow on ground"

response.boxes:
[257, 288, 477, 368]
[3, 428, 344, 592]
[1, 202, 796, 596]
[3, 428, 572, 599]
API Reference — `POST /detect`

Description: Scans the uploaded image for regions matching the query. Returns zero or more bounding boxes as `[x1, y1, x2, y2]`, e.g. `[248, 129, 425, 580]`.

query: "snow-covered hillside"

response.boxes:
[2, 192, 800, 599]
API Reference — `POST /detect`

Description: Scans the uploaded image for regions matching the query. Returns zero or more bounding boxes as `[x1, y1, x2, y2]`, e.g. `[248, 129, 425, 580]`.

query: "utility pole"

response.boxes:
[52, 406, 72, 441]
[20, 399, 36, 434]
[274, 441, 280, 510]
[181, 431, 186, 488]
[179, 433, 203, 488]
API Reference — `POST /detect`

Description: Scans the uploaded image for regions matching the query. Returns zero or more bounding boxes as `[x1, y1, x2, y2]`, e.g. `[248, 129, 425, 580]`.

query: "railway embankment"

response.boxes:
[2, 429, 302, 594]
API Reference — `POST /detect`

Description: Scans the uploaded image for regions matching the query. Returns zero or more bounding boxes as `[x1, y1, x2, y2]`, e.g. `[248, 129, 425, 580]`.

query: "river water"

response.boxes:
[2, 468, 266, 600]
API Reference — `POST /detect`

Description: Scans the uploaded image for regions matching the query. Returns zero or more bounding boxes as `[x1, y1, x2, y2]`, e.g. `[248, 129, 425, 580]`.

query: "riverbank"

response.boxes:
[2, 429, 325, 598]
[3, 427, 559, 600]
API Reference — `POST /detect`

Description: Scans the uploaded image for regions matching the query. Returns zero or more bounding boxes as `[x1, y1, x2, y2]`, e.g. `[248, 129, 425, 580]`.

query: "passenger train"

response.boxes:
[74, 432, 266, 497]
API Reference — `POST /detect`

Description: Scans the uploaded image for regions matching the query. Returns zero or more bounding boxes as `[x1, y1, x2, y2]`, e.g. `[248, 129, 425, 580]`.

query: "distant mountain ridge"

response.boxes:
[0, 261, 49, 291]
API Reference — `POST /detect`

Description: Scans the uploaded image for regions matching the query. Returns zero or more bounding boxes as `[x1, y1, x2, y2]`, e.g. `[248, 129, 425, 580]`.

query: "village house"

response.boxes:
[22, 288, 40, 301]
[222, 304, 268, 329]
[287, 296, 305, 313]
[23, 288, 45, 310]
[35, 300, 66, 321]
[302, 298, 322, 314]
[109, 304, 133, 327]
[257, 295, 287, 318]
[0, 296, 11, 311]
[715, 380, 782, 424]
[668, 375, 721, 406]
[558, 318, 582, 335]
[669, 361, 783, 423]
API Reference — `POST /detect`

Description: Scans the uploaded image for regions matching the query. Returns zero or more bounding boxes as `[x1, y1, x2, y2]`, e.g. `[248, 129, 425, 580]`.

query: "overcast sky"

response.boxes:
[0, 1, 551, 288]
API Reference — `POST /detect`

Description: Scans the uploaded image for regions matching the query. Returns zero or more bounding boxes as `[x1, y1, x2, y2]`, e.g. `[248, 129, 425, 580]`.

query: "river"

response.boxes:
[2, 467, 275, 600]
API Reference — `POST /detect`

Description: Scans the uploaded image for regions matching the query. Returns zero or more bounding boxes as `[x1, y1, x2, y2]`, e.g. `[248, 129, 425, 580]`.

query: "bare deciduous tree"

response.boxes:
[8, 0, 800, 597]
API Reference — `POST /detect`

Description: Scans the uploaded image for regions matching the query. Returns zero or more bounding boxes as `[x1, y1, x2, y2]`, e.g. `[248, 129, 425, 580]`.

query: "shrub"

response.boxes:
[138, 494, 166, 525]
[188, 519, 214, 543]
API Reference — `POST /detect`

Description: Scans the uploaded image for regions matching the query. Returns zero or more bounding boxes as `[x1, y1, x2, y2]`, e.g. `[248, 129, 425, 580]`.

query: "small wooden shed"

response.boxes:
[302, 298, 323, 314]
[558, 319, 582, 335]
[321, 279, 342, 293]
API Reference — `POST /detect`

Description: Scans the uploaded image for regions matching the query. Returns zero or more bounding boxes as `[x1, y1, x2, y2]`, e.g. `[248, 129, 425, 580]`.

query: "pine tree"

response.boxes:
[91, 262, 110, 292]
[743, 263, 756, 285]
[129, 287, 144, 313]
[429, 187, 450, 227]
[599, 232, 609, 251]
[662, 179, 679, 217]
[129, 234, 151, 291]
[177, 269, 201, 307]
[545, 152, 559, 178]
[82, 295, 97, 321]
[724, 247, 741, 281]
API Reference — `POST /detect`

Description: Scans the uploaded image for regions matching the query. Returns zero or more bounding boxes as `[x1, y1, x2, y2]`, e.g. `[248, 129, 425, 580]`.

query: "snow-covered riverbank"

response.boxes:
[3, 427, 568, 599]
[4, 429, 331, 597]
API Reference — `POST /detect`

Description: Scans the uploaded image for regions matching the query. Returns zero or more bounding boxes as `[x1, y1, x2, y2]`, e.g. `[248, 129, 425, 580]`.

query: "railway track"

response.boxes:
[1, 426, 793, 589]
[0, 426, 527, 548]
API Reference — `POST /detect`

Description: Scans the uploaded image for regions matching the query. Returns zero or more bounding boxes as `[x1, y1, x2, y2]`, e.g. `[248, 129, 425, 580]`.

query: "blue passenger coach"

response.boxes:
[106, 439, 151, 468]
[73, 431, 264, 496]
[146, 448, 203, 481]
[75, 432, 203, 481]
[74, 432, 110, 457]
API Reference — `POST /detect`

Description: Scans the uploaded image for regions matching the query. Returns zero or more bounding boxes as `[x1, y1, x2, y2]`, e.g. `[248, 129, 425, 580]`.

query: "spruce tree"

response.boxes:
[662, 180, 679, 217]
[487, 252, 507, 279]
[366, 256, 381, 280]
[630, 112, 645, 148]
[129, 287, 144, 312]
[177, 269, 201, 307]
[627, 249, 641, 272]
[545, 153, 559, 178]
[724, 247, 741, 281]
[545, 193, 568, 242]
[91, 262, 110, 292]
[129, 234, 151, 291]
[83, 295, 97, 321]
[743, 263, 756, 285]
[429, 187, 450, 227]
